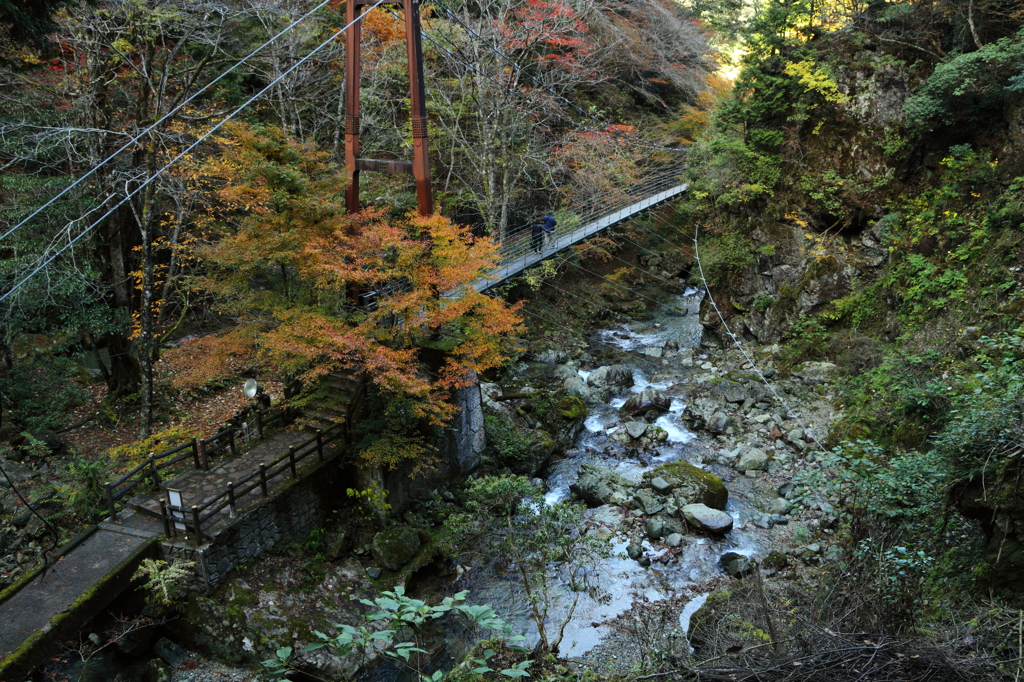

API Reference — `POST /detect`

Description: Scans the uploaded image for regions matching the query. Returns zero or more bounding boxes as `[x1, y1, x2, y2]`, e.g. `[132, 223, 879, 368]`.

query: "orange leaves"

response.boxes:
[362, 8, 406, 48]
[159, 325, 266, 394]
[190, 123, 523, 441]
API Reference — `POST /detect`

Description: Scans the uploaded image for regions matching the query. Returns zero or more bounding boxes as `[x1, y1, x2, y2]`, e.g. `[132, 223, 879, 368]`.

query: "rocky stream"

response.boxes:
[442, 284, 842, 672]
[36, 284, 846, 682]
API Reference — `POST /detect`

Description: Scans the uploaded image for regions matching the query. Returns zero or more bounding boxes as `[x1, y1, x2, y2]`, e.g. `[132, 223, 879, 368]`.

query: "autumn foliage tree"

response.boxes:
[189, 122, 522, 466]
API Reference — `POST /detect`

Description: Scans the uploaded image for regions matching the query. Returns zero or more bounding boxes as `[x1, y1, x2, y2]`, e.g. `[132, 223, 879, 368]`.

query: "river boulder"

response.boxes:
[720, 552, 754, 578]
[682, 504, 734, 535]
[624, 421, 649, 439]
[587, 365, 634, 390]
[644, 461, 728, 510]
[571, 463, 635, 507]
[618, 387, 671, 419]
[736, 448, 769, 471]
[563, 375, 592, 401]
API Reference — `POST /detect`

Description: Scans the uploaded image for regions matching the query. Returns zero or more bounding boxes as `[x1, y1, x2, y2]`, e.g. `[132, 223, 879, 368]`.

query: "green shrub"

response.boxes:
[483, 414, 534, 467]
[904, 28, 1024, 133]
[58, 457, 109, 518]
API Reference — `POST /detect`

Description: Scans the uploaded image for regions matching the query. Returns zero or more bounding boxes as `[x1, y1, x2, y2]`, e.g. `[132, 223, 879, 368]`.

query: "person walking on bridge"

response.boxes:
[542, 211, 557, 249]
[531, 217, 544, 254]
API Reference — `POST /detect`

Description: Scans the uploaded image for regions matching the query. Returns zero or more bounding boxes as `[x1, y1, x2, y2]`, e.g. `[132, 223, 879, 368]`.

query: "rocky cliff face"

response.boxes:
[684, 8, 1024, 595]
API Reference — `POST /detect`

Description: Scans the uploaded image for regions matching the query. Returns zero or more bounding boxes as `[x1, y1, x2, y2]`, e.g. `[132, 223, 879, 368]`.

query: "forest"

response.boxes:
[2, 0, 1024, 680]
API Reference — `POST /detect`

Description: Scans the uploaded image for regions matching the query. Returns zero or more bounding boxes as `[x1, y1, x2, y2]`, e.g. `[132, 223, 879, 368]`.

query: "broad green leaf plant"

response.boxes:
[262, 586, 531, 681]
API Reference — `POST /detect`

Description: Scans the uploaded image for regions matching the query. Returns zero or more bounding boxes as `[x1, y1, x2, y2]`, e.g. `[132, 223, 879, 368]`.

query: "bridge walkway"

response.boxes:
[471, 182, 688, 293]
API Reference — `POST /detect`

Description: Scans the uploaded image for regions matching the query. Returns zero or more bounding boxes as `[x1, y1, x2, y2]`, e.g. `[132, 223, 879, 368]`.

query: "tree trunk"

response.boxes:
[101, 206, 142, 400]
[105, 331, 140, 399]
[137, 152, 158, 438]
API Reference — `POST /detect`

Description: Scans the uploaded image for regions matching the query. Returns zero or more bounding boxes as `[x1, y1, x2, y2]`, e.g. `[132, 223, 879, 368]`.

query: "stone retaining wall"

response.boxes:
[161, 456, 345, 592]
[161, 377, 484, 591]
[358, 376, 485, 514]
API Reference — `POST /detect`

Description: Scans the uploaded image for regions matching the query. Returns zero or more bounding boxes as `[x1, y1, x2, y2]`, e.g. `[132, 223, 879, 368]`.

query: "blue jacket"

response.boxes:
[542, 215, 557, 232]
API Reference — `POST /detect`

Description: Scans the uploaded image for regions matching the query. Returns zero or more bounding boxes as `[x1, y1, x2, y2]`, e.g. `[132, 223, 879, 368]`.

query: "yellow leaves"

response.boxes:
[784, 60, 848, 105]
[111, 38, 136, 58]
[785, 213, 808, 228]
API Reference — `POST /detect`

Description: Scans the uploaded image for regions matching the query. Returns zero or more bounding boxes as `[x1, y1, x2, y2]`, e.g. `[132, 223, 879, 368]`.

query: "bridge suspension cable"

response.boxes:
[0, 0, 341, 244]
[0, 0, 389, 305]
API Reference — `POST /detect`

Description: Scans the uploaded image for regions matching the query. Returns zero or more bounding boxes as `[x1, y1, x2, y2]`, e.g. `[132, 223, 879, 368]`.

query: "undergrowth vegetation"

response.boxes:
[673, 0, 1024, 664]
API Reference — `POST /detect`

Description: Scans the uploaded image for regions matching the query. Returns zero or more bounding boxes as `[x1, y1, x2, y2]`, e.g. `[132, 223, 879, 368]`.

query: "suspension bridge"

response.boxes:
[0, 1, 700, 675]
[474, 168, 688, 292]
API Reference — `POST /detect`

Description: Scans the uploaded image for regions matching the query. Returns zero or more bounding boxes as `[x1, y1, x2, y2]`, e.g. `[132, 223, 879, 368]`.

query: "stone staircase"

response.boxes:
[296, 368, 367, 434]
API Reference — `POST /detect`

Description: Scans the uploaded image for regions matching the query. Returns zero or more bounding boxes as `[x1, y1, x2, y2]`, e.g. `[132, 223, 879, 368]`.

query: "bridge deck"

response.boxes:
[470, 183, 688, 293]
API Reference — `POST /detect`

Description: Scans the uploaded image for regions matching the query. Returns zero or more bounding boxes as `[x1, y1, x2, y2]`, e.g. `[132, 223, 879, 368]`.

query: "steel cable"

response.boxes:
[0, 0, 342, 243]
[0, 0, 389, 304]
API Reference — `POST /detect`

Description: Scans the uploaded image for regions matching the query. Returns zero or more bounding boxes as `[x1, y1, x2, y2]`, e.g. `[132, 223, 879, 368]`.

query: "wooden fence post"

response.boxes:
[198, 439, 209, 470]
[190, 438, 201, 469]
[159, 498, 172, 538]
[227, 482, 237, 518]
[228, 430, 237, 458]
[288, 446, 297, 478]
[191, 505, 202, 543]
[148, 454, 160, 488]
[105, 483, 117, 521]
[255, 409, 263, 439]
[259, 463, 268, 496]
[316, 429, 324, 462]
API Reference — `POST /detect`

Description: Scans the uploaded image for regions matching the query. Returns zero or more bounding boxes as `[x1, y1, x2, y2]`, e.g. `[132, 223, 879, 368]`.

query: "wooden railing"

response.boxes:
[103, 405, 291, 521]
[158, 420, 347, 542]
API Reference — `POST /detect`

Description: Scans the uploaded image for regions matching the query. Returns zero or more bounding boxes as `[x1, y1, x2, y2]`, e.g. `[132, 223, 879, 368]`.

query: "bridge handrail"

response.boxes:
[161, 421, 348, 542]
[497, 169, 685, 266]
[159, 374, 367, 542]
[103, 405, 292, 521]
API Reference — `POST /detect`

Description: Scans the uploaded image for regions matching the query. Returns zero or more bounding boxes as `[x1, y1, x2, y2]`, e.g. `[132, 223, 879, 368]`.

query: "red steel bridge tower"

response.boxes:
[344, 0, 433, 216]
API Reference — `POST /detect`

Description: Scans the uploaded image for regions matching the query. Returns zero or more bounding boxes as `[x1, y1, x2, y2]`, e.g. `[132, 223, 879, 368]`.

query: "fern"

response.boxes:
[133, 558, 196, 606]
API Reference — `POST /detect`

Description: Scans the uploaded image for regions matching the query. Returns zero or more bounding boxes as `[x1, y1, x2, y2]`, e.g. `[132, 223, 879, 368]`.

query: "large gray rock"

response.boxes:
[479, 382, 513, 415]
[535, 348, 569, 364]
[563, 375, 592, 401]
[645, 518, 665, 540]
[587, 365, 634, 389]
[153, 637, 189, 668]
[682, 504, 734, 535]
[720, 552, 754, 578]
[0, 461, 35, 487]
[737, 448, 769, 471]
[371, 528, 421, 570]
[571, 463, 635, 507]
[650, 477, 673, 495]
[707, 412, 734, 434]
[624, 421, 649, 439]
[645, 461, 728, 510]
[792, 361, 837, 385]
[633, 490, 664, 515]
[618, 387, 670, 418]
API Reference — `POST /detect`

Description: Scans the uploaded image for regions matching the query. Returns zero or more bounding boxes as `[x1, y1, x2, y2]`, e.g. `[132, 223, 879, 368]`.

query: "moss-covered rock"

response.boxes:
[557, 395, 588, 420]
[763, 550, 789, 570]
[645, 461, 728, 510]
[371, 528, 421, 571]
